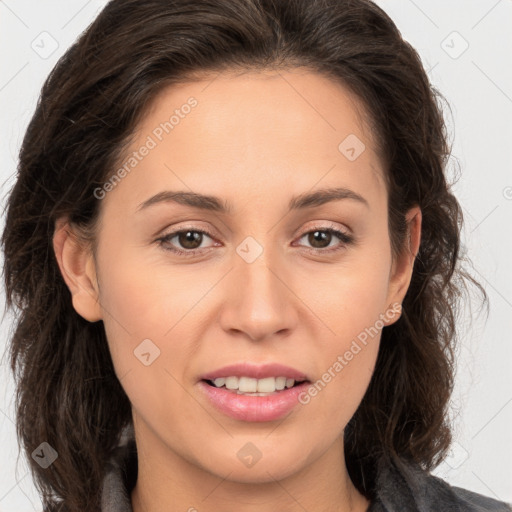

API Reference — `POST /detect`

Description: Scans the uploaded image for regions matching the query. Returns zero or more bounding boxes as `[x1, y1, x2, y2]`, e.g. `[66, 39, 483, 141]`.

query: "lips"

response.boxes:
[197, 362, 312, 421]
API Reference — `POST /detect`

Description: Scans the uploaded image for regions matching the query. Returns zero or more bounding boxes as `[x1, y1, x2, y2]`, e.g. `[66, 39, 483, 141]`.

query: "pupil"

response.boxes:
[179, 231, 202, 249]
[309, 230, 331, 248]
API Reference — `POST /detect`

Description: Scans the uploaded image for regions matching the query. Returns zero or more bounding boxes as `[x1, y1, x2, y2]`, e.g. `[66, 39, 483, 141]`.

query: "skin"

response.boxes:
[53, 68, 421, 512]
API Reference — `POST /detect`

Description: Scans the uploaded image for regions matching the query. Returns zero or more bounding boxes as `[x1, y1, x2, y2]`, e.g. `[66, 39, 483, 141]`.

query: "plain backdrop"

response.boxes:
[0, 1, 511, 510]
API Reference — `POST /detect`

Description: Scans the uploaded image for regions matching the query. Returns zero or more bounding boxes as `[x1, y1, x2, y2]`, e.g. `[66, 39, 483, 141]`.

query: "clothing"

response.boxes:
[101, 435, 511, 512]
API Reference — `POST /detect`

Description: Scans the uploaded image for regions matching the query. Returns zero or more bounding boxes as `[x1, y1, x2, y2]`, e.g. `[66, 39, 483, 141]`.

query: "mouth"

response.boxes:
[198, 362, 312, 421]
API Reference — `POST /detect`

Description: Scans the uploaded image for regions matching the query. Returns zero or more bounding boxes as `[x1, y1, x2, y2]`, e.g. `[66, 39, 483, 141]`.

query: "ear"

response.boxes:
[52, 217, 103, 322]
[383, 206, 422, 326]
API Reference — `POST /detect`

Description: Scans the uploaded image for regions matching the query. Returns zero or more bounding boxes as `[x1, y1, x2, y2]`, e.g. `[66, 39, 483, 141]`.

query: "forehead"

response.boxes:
[103, 68, 387, 215]
[142, 67, 378, 152]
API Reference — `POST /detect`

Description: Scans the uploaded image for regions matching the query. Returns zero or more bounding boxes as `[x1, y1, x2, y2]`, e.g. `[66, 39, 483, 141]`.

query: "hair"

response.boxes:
[1, 0, 487, 510]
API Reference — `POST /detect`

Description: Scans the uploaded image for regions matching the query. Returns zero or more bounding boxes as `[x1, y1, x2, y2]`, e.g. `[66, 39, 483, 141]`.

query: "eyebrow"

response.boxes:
[136, 186, 369, 214]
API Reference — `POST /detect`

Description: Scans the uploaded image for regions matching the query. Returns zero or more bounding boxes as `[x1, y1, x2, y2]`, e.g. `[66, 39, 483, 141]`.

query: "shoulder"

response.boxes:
[368, 455, 512, 512]
[449, 485, 512, 512]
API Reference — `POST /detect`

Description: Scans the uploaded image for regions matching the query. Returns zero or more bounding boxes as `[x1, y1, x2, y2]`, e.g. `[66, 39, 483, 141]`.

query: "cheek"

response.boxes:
[295, 234, 391, 418]
[297, 285, 384, 434]
[95, 251, 202, 430]
[293, 297, 382, 445]
[97, 243, 215, 340]
[93, 238, 199, 388]
[303, 234, 392, 343]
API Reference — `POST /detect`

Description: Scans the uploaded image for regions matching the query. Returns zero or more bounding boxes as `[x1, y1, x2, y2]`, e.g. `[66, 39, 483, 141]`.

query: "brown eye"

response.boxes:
[307, 230, 334, 249]
[176, 231, 204, 249]
[157, 228, 217, 256]
[295, 226, 354, 254]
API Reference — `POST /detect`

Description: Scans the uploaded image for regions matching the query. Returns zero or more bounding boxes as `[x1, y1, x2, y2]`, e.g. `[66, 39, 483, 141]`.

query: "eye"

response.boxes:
[156, 228, 218, 257]
[294, 225, 354, 254]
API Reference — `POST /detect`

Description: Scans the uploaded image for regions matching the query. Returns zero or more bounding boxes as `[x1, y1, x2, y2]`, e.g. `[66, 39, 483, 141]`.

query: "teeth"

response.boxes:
[210, 376, 302, 393]
[275, 376, 286, 390]
[256, 377, 275, 393]
[225, 376, 238, 390]
[239, 376, 258, 392]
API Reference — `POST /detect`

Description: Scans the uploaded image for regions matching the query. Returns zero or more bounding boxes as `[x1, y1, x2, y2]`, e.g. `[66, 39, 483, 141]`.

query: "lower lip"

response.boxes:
[198, 380, 310, 422]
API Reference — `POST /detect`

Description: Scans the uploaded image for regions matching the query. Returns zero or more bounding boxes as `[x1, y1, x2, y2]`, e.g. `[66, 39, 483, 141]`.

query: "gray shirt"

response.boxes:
[100, 438, 512, 511]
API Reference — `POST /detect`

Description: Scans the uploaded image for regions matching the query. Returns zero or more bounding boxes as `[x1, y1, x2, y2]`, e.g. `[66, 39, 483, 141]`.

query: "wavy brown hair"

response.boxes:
[1, 0, 487, 510]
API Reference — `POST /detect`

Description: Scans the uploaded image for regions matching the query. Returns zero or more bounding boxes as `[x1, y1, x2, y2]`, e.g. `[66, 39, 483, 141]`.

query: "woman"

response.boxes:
[2, 0, 510, 511]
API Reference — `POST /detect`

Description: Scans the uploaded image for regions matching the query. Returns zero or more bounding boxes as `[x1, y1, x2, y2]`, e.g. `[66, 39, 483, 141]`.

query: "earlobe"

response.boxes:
[384, 206, 422, 326]
[52, 217, 103, 322]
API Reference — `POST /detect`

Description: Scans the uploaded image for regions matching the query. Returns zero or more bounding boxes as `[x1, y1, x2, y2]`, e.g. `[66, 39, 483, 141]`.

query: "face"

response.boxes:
[57, 68, 419, 484]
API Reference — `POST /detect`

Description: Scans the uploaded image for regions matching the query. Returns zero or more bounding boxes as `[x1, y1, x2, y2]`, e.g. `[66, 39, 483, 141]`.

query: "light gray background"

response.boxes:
[1, 1, 511, 510]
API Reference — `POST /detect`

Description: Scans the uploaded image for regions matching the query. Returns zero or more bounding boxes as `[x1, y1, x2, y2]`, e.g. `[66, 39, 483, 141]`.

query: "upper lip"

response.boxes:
[200, 362, 310, 382]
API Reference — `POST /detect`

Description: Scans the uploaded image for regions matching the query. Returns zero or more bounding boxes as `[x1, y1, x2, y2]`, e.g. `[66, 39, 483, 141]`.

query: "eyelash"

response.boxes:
[156, 224, 355, 258]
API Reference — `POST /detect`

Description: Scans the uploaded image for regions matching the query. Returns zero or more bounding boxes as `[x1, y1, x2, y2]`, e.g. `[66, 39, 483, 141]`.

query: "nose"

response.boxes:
[218, 248, 299, 342]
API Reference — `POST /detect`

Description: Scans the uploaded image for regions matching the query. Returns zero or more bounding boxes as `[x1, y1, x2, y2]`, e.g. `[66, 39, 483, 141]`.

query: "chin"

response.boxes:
[197, 439, 313, 484]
